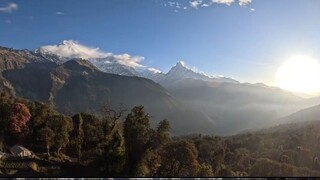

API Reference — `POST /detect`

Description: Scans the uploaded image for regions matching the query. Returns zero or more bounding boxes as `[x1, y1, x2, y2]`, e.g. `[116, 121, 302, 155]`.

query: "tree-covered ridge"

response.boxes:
[0, 90, 320, 177]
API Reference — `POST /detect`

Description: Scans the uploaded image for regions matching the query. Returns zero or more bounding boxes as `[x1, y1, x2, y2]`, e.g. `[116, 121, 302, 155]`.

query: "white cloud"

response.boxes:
[212, 0, 234, 6]
[113, 54, 145, 68]
[190, 0, 203, 9]
[168, 1, 176, 7]
[250, 8, 255, 11]
[176, 2, 181, 8]
[148, 68, 162, 74]
[239, 0, 252, 6]
[40, 40, 145, 68]
[56, 11, 64, 15]
[163, 0, 253, 10]
[41, 40, 108, 59]
[0, 3, 18, 13]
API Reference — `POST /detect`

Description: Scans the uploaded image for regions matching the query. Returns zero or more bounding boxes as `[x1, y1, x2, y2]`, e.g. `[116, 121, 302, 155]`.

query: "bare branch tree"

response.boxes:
[100, 103, 127, 133]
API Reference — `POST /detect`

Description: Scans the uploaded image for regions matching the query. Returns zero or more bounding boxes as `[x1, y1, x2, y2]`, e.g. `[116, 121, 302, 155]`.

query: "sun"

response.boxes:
[275, 55, 320, 94]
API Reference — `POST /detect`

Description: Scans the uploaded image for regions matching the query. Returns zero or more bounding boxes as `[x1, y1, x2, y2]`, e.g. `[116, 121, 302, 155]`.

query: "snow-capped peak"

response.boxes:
[165, 61, 210, 81]
[161, 61, 239, 84]
[176, 61, 187, 68]
[172, 60, 197, 72]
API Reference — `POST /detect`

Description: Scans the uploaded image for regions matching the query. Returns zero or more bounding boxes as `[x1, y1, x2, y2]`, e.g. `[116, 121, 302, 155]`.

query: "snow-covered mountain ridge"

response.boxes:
[36, 40, 238, 84]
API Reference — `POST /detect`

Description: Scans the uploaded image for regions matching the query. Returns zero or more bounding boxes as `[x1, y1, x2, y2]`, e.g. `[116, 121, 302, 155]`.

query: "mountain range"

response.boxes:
[36, 40, 238, 84]
[1, 44, 320, 135]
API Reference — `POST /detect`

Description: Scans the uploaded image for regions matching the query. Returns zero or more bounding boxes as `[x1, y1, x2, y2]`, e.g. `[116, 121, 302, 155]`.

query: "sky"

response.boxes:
[1, 0, 320, 85]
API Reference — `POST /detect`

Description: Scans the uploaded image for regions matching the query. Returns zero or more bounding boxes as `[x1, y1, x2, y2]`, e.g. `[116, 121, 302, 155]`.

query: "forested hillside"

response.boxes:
[1, 90, 320, 177]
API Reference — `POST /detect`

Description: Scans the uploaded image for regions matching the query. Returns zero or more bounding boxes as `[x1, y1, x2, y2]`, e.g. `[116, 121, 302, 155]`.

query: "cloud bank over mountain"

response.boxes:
[40, 40, 145, 68]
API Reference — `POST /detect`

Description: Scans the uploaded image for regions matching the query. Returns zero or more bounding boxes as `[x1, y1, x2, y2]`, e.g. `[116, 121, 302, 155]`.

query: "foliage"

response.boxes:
[1, 90, 320, 177]
[38, 127, 55, 155]
[71, 113, 84, 162]
[123, 105, 151, 175]
[9, 102, 31, 133]
[157, 140, 201, 176]
[45, 114, 73, 154]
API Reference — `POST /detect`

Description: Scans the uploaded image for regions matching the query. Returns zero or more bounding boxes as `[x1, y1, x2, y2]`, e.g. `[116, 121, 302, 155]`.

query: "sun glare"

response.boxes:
[276, 55, 320, 94]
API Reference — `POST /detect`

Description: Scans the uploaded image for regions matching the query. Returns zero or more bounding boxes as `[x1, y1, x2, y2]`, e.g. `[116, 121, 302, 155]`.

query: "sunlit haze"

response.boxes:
[276, 55, 320, 94]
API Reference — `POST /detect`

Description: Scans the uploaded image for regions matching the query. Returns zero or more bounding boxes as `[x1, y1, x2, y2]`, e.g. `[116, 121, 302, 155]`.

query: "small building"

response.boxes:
[10, 145, 33, 157]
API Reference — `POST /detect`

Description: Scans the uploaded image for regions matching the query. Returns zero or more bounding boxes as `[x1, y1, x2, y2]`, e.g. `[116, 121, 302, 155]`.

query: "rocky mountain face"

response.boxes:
[0, 47, 54, 94]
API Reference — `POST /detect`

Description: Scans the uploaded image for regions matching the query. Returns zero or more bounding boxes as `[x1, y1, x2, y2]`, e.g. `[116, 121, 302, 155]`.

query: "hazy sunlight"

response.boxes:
[276, 55, 320, 94]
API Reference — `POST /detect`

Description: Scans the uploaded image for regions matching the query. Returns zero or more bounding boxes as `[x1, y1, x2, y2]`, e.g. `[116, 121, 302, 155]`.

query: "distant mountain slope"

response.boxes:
[276, 104, 320, 125]
[164, 78, 320, 135]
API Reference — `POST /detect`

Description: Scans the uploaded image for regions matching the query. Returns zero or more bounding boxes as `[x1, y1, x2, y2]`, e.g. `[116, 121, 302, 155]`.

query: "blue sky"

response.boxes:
[1, 0, 320, 85]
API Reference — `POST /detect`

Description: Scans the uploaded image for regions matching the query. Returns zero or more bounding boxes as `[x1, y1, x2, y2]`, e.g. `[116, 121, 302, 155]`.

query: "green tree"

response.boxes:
[38, 127, 55, 156]
[154, 119, 171, 147]
[47, 114, 73, 155]
[135, 119, 172, 176]
[26, 101, 56, 150]
[81, 113, 104, 156]
[72, 113, 84, 162]
[124, 105, 151, 175]
[136, 148, 161, 176]
[0, 91, 13, 150]
[158, 140, 201, 176]
[197, 163, 214, 177]
[100, 129, 126, 176]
